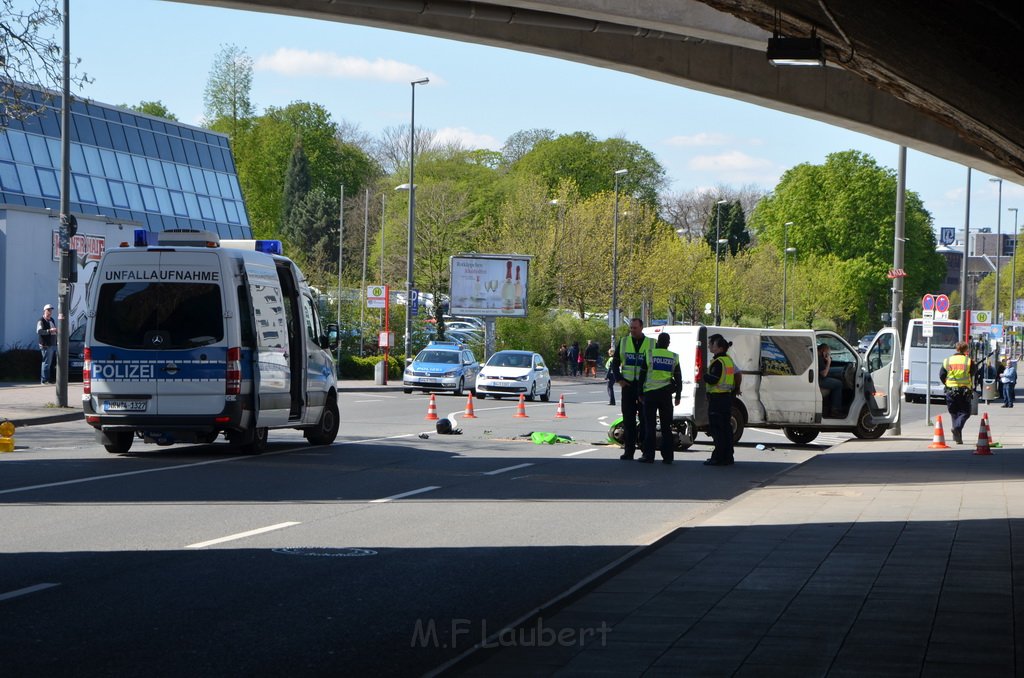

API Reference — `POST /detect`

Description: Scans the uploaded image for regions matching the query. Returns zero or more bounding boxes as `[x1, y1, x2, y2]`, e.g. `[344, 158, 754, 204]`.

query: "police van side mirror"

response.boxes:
[325, 323, 339, 350]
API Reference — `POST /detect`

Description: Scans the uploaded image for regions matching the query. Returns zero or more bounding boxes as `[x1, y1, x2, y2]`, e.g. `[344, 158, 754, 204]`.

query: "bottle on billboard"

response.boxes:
[514, 265, 523, 310]
[501, 260, 514, 312]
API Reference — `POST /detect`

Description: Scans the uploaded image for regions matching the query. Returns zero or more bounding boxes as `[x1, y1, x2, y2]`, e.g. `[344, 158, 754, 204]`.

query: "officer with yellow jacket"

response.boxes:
[609, 318, 653, 461]
[641, 332, 682, 464]
[939, 340, 975, 444]
[704, 333, 740, 466]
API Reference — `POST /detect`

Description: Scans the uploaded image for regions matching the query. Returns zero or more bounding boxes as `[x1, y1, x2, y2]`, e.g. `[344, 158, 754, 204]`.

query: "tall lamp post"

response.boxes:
[611, 168, 628, 344]
[713, 199, 728, 326]
[1009, 207, 1019, 323]
[782, 221, 795, 328]
[990, 178, 1003, 324]
[404, 77, 429, 367]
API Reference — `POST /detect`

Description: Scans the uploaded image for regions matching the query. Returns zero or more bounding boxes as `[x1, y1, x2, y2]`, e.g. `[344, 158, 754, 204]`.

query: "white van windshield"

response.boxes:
[910, 325, 959, 349]
[95, 282, 224, 349]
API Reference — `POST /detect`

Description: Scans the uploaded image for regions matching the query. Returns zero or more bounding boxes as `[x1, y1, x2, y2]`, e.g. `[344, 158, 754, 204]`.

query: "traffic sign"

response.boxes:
[935, 294, 950, 320]
[366, 285, 387, 309]
[409, 289, 419, 315]
[921, 294, 935, 319]
[922, 318, 934, 338]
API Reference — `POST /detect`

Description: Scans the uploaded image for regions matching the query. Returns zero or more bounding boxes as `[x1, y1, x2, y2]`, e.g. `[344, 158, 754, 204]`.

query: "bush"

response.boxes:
[336, 353, 402, 380]
[495, 310, 610, 367]
[0, 344, 40, 381]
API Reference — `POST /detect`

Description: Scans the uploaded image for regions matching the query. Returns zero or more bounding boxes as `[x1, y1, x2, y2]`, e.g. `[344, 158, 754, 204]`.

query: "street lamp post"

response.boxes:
[713, 199, 728, 326]
[990, 178, 1003, 324]
[611, 168, 628, 345]
[782, 221, 795, 328]
[1009, 207, 1018, 324]
[404, 77, 429, 368]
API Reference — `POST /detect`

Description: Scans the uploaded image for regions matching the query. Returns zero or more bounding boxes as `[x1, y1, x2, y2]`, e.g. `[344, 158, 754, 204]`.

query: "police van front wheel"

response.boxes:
[305, 397, 340, 445]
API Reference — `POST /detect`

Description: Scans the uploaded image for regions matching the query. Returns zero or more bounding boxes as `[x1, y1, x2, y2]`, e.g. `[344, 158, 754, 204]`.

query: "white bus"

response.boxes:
[902, 318, 961, 403]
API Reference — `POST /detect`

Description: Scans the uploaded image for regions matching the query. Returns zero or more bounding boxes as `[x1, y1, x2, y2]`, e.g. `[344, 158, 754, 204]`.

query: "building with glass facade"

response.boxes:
[0, 85, 252, 350]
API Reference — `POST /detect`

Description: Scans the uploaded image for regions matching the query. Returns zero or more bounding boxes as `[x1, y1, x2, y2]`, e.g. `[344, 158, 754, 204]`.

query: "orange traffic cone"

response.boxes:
[974, 415, 993, 455]
[928, 415, 949, 449]
[513, 394, 529, 418]
[463, 392, 477, 418]
[985, 412, 1002, 448]
[424, 393, 439, 421]
[554, 394, 568, 419]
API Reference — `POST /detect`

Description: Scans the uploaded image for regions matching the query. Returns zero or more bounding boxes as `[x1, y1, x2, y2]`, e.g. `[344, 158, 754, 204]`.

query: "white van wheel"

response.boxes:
[305, 397, 340, 445]
[783, 427, 820, 445]
[103, 431, 133, 455]
[853, 406, 886, 439]
[730, 404, 745, 443]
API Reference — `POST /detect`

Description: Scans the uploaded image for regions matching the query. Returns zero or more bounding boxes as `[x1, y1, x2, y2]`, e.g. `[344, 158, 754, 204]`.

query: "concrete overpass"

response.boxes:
[177, 0, 1024, 182]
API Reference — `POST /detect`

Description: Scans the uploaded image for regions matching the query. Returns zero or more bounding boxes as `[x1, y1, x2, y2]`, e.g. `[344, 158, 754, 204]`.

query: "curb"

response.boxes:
[7, 411, 83, 427]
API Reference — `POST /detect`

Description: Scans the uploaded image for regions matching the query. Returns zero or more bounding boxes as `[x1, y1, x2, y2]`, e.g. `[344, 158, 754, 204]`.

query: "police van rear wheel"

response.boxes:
[730, 404, 745, 443]
[305, 397, 340, 445]
[230, 426, 268, 454]
[103, 431, 133, 455]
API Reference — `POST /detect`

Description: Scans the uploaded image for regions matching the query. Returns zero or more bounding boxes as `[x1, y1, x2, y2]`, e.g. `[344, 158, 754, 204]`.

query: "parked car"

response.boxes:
[475, 350, 552, 401]
[403, 339, 480, 395]
[856, 332, 877, 353]
[68, 323, 86, 381]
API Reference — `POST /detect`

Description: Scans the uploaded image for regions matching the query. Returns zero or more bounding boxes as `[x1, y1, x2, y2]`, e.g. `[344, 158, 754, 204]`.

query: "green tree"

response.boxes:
[511, 132, 666, 206]
[280, 138, 310, 229]
[703, 200, 751, 257]
[287, 186, 337, 280]
[203, 43, 254, 137]
[123, 100, 178, 121]
[750, 150, 943, 333]
[0, 0, 89, 120]
[501, 128, 554, 165]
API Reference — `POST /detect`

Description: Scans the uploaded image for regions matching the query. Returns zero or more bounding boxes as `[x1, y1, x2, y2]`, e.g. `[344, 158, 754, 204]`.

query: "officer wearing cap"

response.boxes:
[37, 303, 57, 384]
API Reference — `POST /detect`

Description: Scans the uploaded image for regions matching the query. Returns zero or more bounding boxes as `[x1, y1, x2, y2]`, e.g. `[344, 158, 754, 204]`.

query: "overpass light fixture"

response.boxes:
[767, 34, 825, 67]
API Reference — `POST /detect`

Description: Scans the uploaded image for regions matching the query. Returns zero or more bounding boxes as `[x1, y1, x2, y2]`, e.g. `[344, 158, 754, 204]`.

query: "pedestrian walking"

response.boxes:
[609, 318, 652, 461]
[939, 340, 975, 444]
[36, 303, 57, 384]
[567, 341, 580, 377]
[1000, 358, 1017, 408]
[605, 348, 616, 405]
[557, 343, 569, 376]
[584, 339, 600, 377]
[704, 333, 740, 466]
[641, 332, 682, 464]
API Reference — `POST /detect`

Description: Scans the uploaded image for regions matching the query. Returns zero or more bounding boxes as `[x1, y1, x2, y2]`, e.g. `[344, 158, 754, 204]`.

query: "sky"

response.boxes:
[66, 0, 1024, 242]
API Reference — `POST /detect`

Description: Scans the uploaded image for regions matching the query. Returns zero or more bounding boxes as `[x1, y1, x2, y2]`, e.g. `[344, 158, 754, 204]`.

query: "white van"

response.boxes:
[902, 318, 961, 402]
[82, 230, 340, 454]
[641, 325, 901, 446]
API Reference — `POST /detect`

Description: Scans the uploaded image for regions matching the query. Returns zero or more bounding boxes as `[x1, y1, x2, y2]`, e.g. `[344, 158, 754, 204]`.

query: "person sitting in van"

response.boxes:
[817, 343, 844, 417]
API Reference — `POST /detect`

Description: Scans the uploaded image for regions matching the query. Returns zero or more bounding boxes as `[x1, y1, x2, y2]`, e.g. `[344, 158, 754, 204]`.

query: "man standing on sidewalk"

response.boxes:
[36, 303, 57, 384]
[939, 340, 975, 444]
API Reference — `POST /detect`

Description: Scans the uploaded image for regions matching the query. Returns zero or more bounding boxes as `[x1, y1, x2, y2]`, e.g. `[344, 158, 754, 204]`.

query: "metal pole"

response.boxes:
[959, 168, 972, 341]
[611, 176, 620, 345]
[782, 221, 793, 328]
[406, 78, 429, 367]
[342, 183, 350, 368]
[56, 0, 71, 407]
[360, 188, 369, 357]
[890, 147, 907, 435]
[714, 200, 725, 326]
[991, 177, 1003, 377]
[1010, 207, 1019, 355]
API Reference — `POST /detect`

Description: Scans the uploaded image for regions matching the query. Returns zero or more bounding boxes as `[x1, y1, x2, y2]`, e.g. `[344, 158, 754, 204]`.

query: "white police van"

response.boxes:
[83, 230, 340, 454]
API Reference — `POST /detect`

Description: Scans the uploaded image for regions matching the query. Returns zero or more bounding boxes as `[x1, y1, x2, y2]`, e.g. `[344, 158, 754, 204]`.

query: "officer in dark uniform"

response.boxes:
[609, 318, 652, 461]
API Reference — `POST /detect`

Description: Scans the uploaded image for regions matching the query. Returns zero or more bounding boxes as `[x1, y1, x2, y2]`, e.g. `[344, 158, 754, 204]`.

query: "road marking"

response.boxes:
[481, 463, 534, 476]
[0, 583, 60, 602]
[562, 448, 596, 457]
[186, 521, 301, 549]
[0, 433, 415, 497]
[352, 399, 384, 403]
[370, 485, 441, 503]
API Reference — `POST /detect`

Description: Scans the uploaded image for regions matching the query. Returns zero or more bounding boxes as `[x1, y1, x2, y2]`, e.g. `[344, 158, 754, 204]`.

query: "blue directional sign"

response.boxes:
[940, 227, 955, 246]
[410, 289, 419, 316]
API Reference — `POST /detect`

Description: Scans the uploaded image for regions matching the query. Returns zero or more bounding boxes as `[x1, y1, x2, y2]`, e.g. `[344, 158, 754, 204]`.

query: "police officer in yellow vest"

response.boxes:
[609, 318, 653, 461]
[704, 333, 740, 466]
[939, 340, 975, 444]
[641, 332, 682, 464]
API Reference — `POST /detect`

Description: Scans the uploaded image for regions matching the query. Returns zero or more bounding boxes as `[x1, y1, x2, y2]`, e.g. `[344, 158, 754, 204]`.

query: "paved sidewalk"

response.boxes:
[448, 405, 1024, 677]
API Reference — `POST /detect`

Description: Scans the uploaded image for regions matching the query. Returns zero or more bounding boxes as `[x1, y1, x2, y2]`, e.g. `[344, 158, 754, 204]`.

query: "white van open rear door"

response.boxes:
[864, 327, 902, 424]
[244, 261, 291, 427]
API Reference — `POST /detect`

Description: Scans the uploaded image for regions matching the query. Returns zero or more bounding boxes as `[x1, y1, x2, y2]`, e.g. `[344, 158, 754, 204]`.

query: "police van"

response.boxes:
[637, 325, 901, 446]
[82, 230, 340, 454]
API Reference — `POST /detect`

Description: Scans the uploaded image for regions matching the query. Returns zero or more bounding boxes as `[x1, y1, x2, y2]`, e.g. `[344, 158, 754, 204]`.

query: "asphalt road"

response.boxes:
[1, 382, 847, 676]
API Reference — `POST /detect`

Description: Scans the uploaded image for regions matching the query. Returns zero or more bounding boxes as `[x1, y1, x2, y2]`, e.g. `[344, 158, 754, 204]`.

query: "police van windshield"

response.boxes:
[94, 282, 224, 349]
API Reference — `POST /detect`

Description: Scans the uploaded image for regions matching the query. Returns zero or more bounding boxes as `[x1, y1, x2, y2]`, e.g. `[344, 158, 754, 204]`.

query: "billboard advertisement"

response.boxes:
[449, 255, 531, 317]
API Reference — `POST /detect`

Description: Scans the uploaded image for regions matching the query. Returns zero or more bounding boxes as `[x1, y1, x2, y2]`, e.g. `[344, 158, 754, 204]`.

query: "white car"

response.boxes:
[475, 350, 552, 401]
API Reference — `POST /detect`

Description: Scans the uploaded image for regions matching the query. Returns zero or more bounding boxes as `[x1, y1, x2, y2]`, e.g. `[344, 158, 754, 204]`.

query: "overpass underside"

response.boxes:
[181, 0, 1024, 181]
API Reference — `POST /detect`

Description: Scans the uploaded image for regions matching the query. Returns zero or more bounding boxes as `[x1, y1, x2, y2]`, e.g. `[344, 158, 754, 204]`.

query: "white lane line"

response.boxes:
[0, 433, 415, 497]
[562, 448, 597, 457]
[0, 583, 60, 602]
[481, 463, 534, 476]
[353, 399, 384, 403]
[370, 485, 441, 503]
[186, 521, 301, 549]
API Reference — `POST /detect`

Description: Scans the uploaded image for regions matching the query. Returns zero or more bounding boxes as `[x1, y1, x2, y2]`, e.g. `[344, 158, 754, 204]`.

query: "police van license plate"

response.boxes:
[103, 400, 147, 412]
